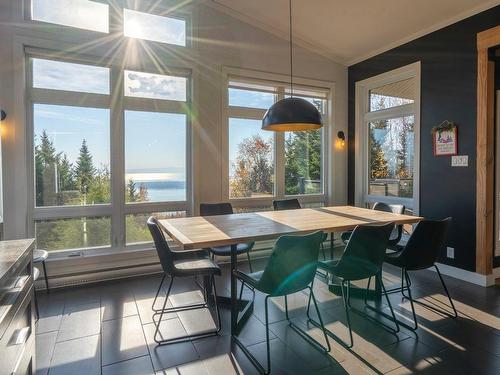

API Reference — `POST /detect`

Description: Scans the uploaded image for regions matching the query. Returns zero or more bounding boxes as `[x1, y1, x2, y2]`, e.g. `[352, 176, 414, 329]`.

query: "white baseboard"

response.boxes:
[431, 262, 499, 287]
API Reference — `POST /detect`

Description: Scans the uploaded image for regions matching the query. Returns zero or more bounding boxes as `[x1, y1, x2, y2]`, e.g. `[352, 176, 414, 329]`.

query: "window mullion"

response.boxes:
[110, 66, 125, 249]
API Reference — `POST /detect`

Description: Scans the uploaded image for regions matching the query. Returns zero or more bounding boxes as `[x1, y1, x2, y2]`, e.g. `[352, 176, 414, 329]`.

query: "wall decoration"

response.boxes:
[432, 121, 457, 156]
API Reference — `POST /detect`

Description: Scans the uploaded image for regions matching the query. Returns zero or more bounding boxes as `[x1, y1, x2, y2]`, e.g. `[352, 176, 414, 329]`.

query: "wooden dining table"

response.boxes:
[158, 205, 423, 336]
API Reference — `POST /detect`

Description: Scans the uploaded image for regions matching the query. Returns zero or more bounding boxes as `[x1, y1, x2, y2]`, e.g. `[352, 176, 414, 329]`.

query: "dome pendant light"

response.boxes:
[262, 0, 323, 132]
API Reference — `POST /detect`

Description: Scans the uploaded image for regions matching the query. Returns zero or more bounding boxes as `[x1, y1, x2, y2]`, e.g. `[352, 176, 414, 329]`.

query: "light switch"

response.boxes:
[451, 155, 468, 167]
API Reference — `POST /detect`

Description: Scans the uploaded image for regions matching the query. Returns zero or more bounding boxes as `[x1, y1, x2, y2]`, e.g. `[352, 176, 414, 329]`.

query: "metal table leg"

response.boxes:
[230, 244, 238, 334]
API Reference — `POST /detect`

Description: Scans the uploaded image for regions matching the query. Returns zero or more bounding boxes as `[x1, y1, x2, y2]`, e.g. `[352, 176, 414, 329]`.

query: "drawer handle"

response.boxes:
[12, 327, 30, 346]
[13, 276, 29, 289]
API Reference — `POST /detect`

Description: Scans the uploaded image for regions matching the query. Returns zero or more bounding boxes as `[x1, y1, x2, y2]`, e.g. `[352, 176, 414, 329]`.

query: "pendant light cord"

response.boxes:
[289, 0, 293, 97]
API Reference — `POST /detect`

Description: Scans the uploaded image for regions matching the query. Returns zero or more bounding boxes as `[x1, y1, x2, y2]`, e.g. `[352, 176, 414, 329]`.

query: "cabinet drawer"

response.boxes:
[0, 286, 34, 375]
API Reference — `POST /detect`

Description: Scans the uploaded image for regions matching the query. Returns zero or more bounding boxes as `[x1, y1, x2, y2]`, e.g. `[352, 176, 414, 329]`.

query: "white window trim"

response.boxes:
[24, 46, 194, 257]
[354, 62, 421, 214]
[24, 0, 194, 49]
[221, 66, 335, 208]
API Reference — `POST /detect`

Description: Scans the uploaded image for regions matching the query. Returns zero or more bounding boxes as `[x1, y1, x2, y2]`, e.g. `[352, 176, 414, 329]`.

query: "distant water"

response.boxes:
[126, 171, 186, 202]
[138, 180, 186, 201]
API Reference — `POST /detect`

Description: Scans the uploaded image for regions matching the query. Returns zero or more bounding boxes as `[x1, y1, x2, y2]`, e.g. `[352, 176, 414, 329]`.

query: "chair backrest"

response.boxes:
[147, 216, 175, 275]
[200, 202, 234, 216]
[256, 231, 324, 296]
[372, 202, 405, 243]
[273, 198, 301, 211]
[398, 218, 451, 270]
[335, 222, 394, 280]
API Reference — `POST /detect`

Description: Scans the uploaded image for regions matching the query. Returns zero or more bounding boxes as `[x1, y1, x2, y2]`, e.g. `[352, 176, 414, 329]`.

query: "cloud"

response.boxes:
[125, 71, 186, 101]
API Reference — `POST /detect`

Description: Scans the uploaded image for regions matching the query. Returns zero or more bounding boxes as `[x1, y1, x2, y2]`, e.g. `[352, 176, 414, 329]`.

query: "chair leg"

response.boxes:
[345, 280, 352, 308]
[364, 277, 372, 305]
[264, 296, 271, 374]
[234, 296, 271, 375]
[154, 277, 174, 344]
[247, 251, 253, 273]
[152, 275, 166, 312]
[320, 243, 326, 260]
[379, 277, 400, 332]
[154, 275, 222, 345]
[434, 265, 458, 318]
[211, 275, 222, 333]
[403, 269, 418, 330]
[341, 280, 354, 348]
[284, 295, 290, 320]
[42, 261, 49, 293]
[34, 292, 39, 322]
[305, 287, 331, 352]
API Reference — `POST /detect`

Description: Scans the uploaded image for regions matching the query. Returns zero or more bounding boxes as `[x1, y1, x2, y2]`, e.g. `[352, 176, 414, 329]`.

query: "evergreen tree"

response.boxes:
[126, 179, 138, 203]
[396, 120, 412, 179]
[370, 131, 389, 180]
[34, 144, 44, 206]
[38, 130, 57, 165]
[285, 130, 321, 195]
[87, 166, 110, 204]
[74, 139, 96, 199]
[57, 153, 75, 191]
[36, 131, 58, 206]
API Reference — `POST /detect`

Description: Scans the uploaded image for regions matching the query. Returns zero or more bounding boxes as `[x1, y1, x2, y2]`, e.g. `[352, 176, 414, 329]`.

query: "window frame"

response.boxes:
[354, 62, 421, 213]
[24, 0, 193, 48]
[222, 67, 333, 210]
[26, 48, 193, 255]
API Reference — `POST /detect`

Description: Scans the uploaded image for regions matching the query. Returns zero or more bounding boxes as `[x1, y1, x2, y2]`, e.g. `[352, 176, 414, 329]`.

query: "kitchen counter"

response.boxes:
[0, 239, 35, 286]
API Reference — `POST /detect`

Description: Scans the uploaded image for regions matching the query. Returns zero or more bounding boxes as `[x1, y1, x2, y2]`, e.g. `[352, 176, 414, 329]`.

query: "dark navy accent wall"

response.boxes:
[348, 6, 500, 271]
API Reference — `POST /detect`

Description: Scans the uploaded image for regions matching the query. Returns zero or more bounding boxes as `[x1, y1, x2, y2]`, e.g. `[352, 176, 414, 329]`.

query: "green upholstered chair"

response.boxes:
[310, 222, 399, 348]
[234, 231, 330, 374]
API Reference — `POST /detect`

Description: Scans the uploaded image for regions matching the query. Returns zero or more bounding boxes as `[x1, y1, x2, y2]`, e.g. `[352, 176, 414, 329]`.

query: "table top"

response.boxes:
[158, 205, 423, 250]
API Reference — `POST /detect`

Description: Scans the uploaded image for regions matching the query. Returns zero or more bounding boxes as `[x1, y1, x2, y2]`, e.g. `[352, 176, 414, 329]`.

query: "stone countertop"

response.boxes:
[0, 239, 35, 286]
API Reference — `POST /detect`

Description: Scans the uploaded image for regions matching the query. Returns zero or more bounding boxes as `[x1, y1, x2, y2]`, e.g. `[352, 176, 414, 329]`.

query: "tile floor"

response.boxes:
[35, 259, 500, 374]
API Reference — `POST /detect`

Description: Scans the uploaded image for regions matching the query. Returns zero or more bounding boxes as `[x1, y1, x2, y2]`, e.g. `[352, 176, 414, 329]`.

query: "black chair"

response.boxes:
[309, 222, 399, 348]
[384, 218, 457, 330]
[147, 217, 221, 345]
[234, 231, 330, 374]
[341, 202, 405, 250]
[273, 198, 328, 260]
[200, 203, 255, 272]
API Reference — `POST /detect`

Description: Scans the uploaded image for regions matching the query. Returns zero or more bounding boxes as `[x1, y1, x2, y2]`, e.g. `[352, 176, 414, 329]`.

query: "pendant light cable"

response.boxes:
[289, 0, 293, 97]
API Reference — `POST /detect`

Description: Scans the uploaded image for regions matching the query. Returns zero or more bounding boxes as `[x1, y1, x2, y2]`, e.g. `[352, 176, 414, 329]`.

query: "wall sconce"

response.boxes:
[0, 110, 6, 121]
[336, 130, 346, 149]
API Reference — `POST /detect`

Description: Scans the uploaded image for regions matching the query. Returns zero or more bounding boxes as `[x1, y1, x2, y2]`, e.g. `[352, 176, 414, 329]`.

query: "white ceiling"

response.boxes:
[210, 0, 500, 65]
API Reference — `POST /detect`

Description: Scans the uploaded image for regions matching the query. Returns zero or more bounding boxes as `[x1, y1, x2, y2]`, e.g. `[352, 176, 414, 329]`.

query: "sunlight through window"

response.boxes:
[124, 9, 186, 46]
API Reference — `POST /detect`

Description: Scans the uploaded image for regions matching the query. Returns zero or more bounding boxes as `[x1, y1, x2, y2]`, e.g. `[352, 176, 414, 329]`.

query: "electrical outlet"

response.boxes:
[447, 247, 455, 259]
[451, 155, 468, 167]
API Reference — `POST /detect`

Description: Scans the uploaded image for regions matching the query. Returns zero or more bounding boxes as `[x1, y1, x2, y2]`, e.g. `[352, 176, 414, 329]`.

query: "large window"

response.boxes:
[225, 74, 330, 209]
[29, 55, 191, 253]
[355, 63, 420, 211]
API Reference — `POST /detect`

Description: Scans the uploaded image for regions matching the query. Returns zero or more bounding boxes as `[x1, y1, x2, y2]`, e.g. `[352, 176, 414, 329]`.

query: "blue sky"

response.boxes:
[33, 59, 110, 94]
[32, 0, 109, 33]
[34, 104, 110, 168]
[228, 88, 274, 109]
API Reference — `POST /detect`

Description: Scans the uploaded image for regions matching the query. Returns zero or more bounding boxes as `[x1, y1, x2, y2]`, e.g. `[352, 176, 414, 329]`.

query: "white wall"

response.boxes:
[0, 0, 347, 282]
